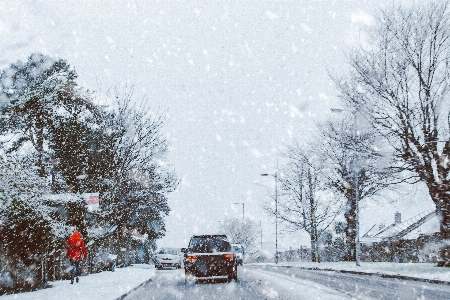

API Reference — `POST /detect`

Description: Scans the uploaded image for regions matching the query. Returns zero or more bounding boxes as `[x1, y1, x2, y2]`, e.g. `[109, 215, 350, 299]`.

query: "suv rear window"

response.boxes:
[189, 236, 231, 253]
[158, 248, 178, 255]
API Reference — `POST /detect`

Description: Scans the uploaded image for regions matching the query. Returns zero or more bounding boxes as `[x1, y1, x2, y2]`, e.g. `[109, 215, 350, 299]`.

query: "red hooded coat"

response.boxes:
[66, 231, 88, 261]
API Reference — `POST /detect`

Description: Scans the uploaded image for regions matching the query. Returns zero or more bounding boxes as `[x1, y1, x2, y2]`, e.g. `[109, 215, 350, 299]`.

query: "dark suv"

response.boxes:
[182, 234, 237, 283]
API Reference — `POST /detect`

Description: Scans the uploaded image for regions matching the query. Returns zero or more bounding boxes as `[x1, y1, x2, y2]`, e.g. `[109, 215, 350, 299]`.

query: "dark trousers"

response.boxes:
[70, 260, 81, 282]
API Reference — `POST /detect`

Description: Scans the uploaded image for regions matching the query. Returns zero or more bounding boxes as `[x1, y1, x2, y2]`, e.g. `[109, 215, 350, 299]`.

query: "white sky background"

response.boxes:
[0, 0, 435, 251]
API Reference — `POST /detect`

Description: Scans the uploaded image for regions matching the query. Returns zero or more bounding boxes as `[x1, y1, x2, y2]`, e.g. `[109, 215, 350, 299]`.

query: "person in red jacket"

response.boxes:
[66, 230, 88, 284]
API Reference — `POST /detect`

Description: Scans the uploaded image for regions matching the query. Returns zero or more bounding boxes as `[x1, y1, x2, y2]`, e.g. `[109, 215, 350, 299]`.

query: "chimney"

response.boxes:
[395, 212, 401, 224]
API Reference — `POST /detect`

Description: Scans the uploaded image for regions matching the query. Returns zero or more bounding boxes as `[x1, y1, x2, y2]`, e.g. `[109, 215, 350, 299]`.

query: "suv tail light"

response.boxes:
[223, 254, 234, 261]
[186, 255, 197, 262]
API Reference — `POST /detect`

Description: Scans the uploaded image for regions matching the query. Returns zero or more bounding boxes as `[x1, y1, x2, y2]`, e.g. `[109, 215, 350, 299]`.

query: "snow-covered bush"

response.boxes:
[0, 159, 61, 294]
[0, 252, 40, 294]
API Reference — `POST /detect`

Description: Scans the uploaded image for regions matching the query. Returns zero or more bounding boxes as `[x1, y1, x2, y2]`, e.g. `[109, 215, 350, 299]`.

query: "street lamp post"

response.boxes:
[260, 221, 263, 250]
[233, 202, 244, 221]
[331, 108, 361, 266]
[261, 172, 278, 264]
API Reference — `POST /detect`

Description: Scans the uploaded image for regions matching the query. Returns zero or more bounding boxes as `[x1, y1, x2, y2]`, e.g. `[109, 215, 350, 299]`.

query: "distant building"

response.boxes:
[362, 210, 439, 243]
[361, 210, 441, 262]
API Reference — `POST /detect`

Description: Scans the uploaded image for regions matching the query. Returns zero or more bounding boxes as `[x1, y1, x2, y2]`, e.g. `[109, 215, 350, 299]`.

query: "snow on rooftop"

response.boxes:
[402, 213, 440, 240]
[361, 210, 438, 243]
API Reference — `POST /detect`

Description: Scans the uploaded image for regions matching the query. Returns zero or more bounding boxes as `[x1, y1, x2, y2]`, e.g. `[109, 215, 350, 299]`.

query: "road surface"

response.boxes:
[124, 265, 450, 300]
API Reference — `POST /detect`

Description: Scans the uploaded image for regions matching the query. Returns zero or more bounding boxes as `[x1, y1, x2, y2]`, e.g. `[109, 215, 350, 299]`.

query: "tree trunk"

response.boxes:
[32, 108, 47, 178]
[307, 168, 319, 262]
[315, 226, 320, 263]
[36, 124, 46, 178]
[310, 231, 317, 262]
[439, 198, 450, 240]
[428, 182, 450, 262]
[429, 184, 450, 239]
[344, 196, 357, 261]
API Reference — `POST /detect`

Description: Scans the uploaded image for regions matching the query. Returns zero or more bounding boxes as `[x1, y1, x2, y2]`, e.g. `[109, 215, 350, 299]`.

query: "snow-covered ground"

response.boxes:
[253, 261, 450, 282]
[243, 268, 350, 300]
[124, 267, 352, 299]
[3, 262, 450, 299]
[1, 264, 155, 300]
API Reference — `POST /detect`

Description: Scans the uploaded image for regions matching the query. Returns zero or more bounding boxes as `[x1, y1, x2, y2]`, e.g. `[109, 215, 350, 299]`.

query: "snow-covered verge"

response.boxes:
[243, 268, 350, 299]
[0, 264, 155, 300]
[251, 261, 450, 282]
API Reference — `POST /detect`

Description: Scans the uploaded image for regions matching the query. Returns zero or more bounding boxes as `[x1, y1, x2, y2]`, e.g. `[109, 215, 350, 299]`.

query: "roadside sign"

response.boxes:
[84, 193, 100, 211]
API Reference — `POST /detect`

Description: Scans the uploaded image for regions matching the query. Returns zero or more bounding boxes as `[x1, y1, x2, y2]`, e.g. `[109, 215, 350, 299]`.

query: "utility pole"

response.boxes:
[260, 221, 263, 250]
[233, 202, 244, 221]
[275, 172, 278, 264]
[261, 171, 278, 264]
[353, 111, 361, 267]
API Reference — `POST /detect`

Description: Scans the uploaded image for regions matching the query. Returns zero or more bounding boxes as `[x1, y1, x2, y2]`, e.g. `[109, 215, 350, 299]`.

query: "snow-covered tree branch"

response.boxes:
[334, 2, 450, 262]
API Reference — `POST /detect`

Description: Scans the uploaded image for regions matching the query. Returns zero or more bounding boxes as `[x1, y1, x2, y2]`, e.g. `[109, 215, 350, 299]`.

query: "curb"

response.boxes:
[268, 265, 450, 286]
[116, 275, 154, 300]
[379, 273, 450, 285]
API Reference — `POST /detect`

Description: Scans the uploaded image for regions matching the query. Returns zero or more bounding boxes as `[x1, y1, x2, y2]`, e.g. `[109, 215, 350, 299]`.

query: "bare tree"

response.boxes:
[315, 117, 402, 260]
[272, 147, 342, 262]
[94, 90, 178, 244]
[335, 2, 450, 261]
[220, 218, 258, 253]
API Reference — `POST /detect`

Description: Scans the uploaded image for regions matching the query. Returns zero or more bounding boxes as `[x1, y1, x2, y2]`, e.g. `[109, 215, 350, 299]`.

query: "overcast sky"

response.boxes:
[0, 0, 435, 251]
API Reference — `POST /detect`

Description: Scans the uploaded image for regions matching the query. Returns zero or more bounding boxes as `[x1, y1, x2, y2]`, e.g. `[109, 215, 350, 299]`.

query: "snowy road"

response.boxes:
[124, 265, 450, 300]
[123, 266, 350, 300]
[248, 265, 450, 300]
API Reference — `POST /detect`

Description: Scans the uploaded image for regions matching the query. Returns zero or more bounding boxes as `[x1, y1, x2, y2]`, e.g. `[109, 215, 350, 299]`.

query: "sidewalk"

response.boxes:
[1, 264, 155, 300]
[252, 261, 450, 284]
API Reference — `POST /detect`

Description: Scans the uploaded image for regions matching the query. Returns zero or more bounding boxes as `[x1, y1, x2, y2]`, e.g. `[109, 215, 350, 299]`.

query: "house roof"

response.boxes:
[361, 209, 438, 243]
